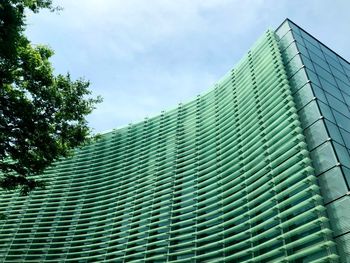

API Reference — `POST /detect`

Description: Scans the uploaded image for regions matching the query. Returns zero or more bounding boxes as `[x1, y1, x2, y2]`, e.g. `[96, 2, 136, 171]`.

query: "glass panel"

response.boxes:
[318, 100, 336, 123]
[332, 67, 350, 85]
[325, 92, 348, 115]
[289, 68, 309, 92]
[336, 78, 350, 95]
[284, 42, 299, 60]
[308, 49, 330, 72]
[335, 232, 350, 262]
[310, 141, 338, 175]
[291, 30, 304, 45]
[293, 83, 314, 110]
[326, 54, 344, 73]
[278, 30, 295, 48]
[298, 100, 321, 128]
[312, 84, 327, 103]
[318, 166, 348, 203]
[275, 20, 291, 38]
[288, 21, 301, 35]
[301, 54, 315, 71]
[333, 110, 350, 131]
[295, 42, 309, 57]
[326, 196, 350, 236]
[341, 92, 350, 107]
[333, 141, 350, 168]
[306, 68, 320, 86]
[300, 30, 320, 50]
[321, 44, 339, 61]
[340, 128, 350, 149]
[303, 39, 323, 59]
[286, 54, 304, 77]
[319, 77, 342, 100]
[304, 119, 328, 150]
[341, 166, 350, 189]
[314, 64, 337, 86]
[325, 120, 344, 145]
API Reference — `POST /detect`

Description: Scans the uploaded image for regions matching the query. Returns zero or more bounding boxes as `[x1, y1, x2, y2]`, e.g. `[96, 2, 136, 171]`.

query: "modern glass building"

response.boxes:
[0, 19, 349, 262]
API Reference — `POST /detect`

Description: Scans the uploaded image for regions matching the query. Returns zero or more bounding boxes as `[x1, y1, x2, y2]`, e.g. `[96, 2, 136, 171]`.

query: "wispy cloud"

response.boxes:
[26, 0, 350, 132]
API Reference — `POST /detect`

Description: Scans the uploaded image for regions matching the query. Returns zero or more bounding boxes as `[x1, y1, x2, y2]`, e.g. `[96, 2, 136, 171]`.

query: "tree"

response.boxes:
[0, 0, 102, 195]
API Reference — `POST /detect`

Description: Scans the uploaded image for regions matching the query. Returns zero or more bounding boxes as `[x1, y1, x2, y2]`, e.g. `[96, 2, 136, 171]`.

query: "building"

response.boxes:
[0, 19, 349, 262]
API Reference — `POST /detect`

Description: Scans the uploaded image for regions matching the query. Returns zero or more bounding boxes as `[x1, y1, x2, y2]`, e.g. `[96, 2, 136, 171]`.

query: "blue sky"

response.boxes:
[26, 0, 350, 133]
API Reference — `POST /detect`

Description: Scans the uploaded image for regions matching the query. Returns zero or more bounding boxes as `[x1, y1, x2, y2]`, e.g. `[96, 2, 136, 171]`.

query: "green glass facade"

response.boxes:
[276, 19, 350, 262]
[0, 19, 348, 262]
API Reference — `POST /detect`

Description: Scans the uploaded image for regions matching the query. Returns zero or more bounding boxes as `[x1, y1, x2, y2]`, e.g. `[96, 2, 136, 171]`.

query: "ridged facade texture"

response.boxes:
[276, 20, 350, 262]
[0, 21, 346, 262]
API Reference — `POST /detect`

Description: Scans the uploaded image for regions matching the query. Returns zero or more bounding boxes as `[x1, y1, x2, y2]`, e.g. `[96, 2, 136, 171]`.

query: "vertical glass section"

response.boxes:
[276, 19, 350, 263]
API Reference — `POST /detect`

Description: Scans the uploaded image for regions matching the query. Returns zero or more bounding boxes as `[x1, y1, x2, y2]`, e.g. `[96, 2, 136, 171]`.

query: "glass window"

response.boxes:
[306, 68, 320, 86]
[291, 30, 304, 45]
[301, 54, 315, 71]
[286, 54, 304, 76]
[341, 166, 350, 189]
[284, 42, 299, 61]
[288, 21, 302, 35]
[276, 21, 291, 38]
[336, 78, 350, 95]
[295, 42, 309, 57]
[333, 142, 350, 168]
[308, 50, 330, 72]
[325, 119, 344, 145]
[321, 44, 338, 60]
[340, 58, 350, 72]
[340, 128, 350, 149]
[326, 54, 344, 73]
[289, 68, 308, 92]
[310, 141, 338, 175]
[333, 110, 350, 131]
[314, 64, 337, 86]
[342, 92, 350, 107]
[293, 83, 314, 110]
[326, 196, 350, 236]
[332, 66, 350, 85]
[279, 31, 295, 48]
[318, 166, 348, 203]
[298, 100, 321, 128]
[318, 100, 336, 123]
[304, 119, 328, 150]
[301, 30, 320, 49]
[325, 92, 348, 116]
[312, 84, 327, 103]
[304, 39, 324, 59]
[319, 77, 342, 99]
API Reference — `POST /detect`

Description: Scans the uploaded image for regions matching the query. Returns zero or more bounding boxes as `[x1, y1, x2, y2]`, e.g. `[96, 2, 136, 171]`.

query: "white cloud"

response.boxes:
[26, 0, 350, 132]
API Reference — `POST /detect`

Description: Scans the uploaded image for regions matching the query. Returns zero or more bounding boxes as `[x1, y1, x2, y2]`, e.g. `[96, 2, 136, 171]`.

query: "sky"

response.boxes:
[26, 0, 350, 133]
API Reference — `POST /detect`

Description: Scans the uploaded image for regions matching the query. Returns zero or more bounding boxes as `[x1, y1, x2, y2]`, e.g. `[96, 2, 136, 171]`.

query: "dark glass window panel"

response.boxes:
[295, 41, 309, 57]
[306, 68, 321, 86]
[308, 50, 330, 72]
[318, 100, 336, 123]
[339, 128, 350, 149]
[333, 110, 350, 131]
[336, 78, 350, 96]
[333, 141, 350, 168]
[325, 92, 348, 115]
[298, 100, 321, 128]
[312, 84, 327, 103]
[314, 64, 337, 87]
[325, 119, 345, 145]
[319, 77, 342, 99]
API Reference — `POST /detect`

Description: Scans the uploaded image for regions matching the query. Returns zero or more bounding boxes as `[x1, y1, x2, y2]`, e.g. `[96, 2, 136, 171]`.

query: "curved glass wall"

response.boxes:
[0, 29, 339, 262]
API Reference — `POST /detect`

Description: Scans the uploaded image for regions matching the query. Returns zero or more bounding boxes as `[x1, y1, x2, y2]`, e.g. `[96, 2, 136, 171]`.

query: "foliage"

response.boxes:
[0, 0, 102, 195]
